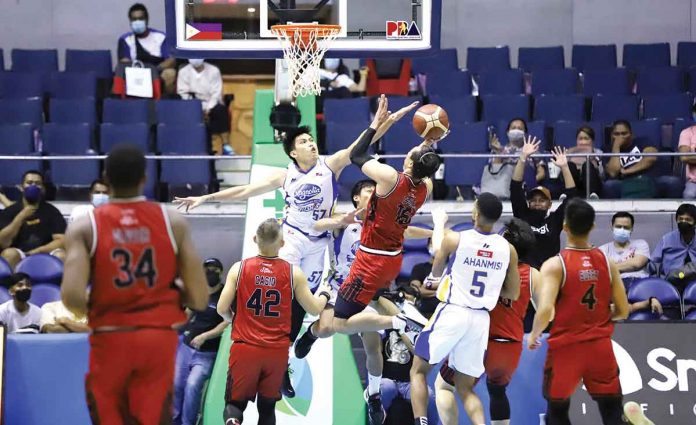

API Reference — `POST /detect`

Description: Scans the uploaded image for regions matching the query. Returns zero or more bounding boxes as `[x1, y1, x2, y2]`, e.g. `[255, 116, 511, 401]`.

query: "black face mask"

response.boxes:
[527, 209, 547, 223]
[14, 288, 31, 303]
[206, 270, 221, 288]
[678, 221, 695, 235]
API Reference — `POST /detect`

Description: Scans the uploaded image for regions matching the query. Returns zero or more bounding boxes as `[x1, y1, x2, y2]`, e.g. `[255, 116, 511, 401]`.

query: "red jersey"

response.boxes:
[361, 173, 428, 252]
[548, 247, 614, 349]
[89, 200, 184, 329]
[232, 256, 294, 348]
[489, 263, 532, 342]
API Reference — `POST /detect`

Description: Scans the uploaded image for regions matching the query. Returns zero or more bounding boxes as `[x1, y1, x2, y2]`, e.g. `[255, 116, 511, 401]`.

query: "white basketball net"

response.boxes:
[272, 24, 341, 98]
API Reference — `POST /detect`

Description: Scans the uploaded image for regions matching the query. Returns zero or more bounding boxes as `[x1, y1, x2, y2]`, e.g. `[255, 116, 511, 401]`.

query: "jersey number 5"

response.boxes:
[470, 271, 487, 298]
[111, 247, 157, 288]
[246, 288, 281, 317]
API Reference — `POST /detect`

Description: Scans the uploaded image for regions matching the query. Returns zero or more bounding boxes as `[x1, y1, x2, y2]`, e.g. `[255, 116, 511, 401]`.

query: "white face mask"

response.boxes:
[507, 129, 526, 146]
[188, 59, 205, 68]
[91, 193, 109, 207]
[131, 19, 147, 35]
[324, 58, 340, 70]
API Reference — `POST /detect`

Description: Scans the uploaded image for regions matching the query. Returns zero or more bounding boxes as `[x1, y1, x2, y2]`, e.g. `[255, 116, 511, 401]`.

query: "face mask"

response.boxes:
[528, 209, 547, 223]
[678, 221, 694, 235]
[188, 59, 205, 68]
[613, 228, 631, 244]
[206, 270, 221, 288]
[91, 193, 109, 207]
[324, 58, 340, 70]
[131, 20, 147, 35]
[15, 288, 31, 303]
[507, 129, 525, 146]
[23, 184, 42, 204]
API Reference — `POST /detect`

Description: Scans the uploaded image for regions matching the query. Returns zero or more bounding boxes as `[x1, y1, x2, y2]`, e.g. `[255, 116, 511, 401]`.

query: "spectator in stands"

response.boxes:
[650, 203, 696, 292]
[0, 273, 42, 334]
[564, 125, 604, 198]
[40, 300, 89, 333]
[407, 238, 439, 319]
[599, 212, 649, 287]
[118, 3, 177, 96]
[483, 118, 545, 199]
[69, 179, 110, 223]
[605, 120, 657, 199]
[678, 124, 696, 199]
[0, 170, 67, 269]
[320, 58, 368, 99]
[510, 139, 576, 268]
[173, 258, 228, 425]
[177, 59, 235, 156]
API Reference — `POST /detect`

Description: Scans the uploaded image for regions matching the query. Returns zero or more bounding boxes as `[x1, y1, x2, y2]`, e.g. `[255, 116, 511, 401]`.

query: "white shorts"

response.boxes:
[414, 302, 490, 378]
[279, 224, 330, 290]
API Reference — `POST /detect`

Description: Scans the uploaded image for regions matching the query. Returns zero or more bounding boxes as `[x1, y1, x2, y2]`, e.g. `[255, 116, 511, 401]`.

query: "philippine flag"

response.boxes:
[186, 23, 222, 40]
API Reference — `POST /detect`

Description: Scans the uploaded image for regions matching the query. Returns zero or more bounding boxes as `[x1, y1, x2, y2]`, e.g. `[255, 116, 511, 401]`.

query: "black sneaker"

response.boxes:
[397, 313, 426, 333]
[294, 329, 318, 359]
[281, 367, 296, 398]
[364, 389, 385, 425]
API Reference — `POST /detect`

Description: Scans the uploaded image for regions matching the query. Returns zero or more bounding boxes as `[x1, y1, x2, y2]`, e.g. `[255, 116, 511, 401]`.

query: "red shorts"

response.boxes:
[544, 337, 621, 401]
[335, 249, 402, 319]
[485, 340, 523, 386]
[86, 328, 178, 425]
[225, 342, 289, 402]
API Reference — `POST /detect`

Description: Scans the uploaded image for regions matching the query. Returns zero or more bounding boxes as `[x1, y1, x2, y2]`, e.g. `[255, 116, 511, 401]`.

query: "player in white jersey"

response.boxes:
[410, 193, 520, 425]
[173, 97, 419, 396]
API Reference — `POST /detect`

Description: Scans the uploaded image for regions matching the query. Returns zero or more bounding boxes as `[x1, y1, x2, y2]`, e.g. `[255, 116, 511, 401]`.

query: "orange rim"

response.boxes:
[271, 24, 341, 46]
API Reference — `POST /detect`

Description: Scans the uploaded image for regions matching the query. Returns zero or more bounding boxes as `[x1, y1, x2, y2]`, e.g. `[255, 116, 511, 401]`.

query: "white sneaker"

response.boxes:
[623, 401, 655, 425]
[589, 192, 600, 200]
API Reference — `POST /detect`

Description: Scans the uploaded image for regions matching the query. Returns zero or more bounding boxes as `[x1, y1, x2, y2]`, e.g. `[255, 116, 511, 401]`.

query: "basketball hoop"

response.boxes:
[271, 23, 341, 98]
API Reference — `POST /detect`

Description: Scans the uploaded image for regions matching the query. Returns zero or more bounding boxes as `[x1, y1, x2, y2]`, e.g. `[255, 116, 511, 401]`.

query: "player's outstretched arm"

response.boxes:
[529, 257, 563, 349]
[168, 208, 208, 311]
[217, 262, 241, 322]
[426, 230, 460, 289]
[61, 216, 92, 317]
[609, 261, 630, 321]
[313, 208, 364, 232]
[173, 169, 287, 212]
[404, 226, 433, 240]
[293, 266, 329, 316]
[500, 244, 521, 301]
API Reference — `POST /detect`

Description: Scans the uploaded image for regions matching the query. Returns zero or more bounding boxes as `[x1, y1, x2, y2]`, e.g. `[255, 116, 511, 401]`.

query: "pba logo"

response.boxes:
[277, 356, 314, 416]
[386, 20, 422, 40]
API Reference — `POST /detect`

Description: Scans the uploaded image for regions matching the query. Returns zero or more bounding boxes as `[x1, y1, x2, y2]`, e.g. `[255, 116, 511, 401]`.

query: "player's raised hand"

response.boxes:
[431, 207, 448, 225]
[173, 195, 206, 213]
[387, 100, 420, 124]
[341, 208, 364, 225]
[551, 146, 569, 168]
[370, 94, 390, 129]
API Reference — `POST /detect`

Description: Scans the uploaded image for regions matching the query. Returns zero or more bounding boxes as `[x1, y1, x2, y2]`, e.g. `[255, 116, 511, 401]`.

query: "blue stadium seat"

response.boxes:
[161, 159, 211, 185]
[50, 157, 100, 187]
[478, 69, 524, 95]
[627, 311, 666, 321]
[686, 310, 696, 320]
[534, 95, 585, 123]
[531, 69, 579, 95]
[590, 95, 639, 123]
[623, 43, 671, 70]
[688, 68, 696, 94]
[336, 164, 365, 201]
[0, 49, 4, 71]
[428, 95, 477, 124]
[0, 257, 12, 281]
[42, 123, 93, 154]
[630, 119, 662, 149]
[426, 70, 472, 97]
[49, 98, 97, 127]
[382, 122, 417, 154]
[399, 252, 431, 280]
[325, 120, 371, 155]
[411, 48, 459, 75]
[481, 95, 530, 123]
[0, 124, 34, 154]
[602, 179, 622, 198]
[155, 100, 203, 124]
[0, 288, 9, 304]
[11, 49, 58, 73]
[683, 280, 696, 316]
[16, 254, 64, 284]
[100, 123, 151, 154]
[0, 72, 44, 99]
[28, 284, 62, 307]
[677, 41, 696, 69]
[443, 121, 489, 153]
[672, 118, 692, 151]
[518, 46, 565, 72]
[48, 72, 98, 99]
[323, 97, 371, 124]
[402, 223, 432, 252]
[655, 176, 684, 198]
[628, 277, 682, 319]
[385, 95, 421, 112]
[466, 46, 511, 74]
[0, 159, 42, 187]
[65, 49, 113, 79]
[642, 93, 693, 123]
[102, 99, 149, 124]
[582, 69, 632, 96]
[0, 98, 43, 129]
[571, 44, 617, 72]
[444, 157, 489, 186]
[144, 159, 158, 200]
[450, 222, 474, 232]
[552, 121, 604, 149]
[157, 123, 207, 154]
[636, 67, 685, 95]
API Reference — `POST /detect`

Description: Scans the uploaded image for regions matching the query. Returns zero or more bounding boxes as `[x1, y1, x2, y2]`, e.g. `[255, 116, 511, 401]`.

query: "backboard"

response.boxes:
[165, 0, 441, 58]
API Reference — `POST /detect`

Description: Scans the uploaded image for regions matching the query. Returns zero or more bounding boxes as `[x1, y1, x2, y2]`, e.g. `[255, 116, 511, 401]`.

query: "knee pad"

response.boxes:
[546, 399, 571, 425]
[487, 382, 510, 420]
[224, 401, 246, 423]
[257, 397, 277, 425]
[487, 382, 508, 399]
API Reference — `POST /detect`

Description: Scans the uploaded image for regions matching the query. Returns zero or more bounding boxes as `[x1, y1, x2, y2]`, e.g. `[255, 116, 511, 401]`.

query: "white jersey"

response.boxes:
[437, 229, 511, 311]
[283, 156, 337, 238]
[328, 222, 362, 289]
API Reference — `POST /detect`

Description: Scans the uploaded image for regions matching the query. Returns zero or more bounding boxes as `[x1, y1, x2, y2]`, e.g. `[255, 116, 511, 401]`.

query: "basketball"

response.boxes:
[412, 104, 450, 140]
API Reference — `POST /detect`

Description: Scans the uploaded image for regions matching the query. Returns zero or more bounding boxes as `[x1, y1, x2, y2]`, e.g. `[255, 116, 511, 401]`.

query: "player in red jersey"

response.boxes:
[216, 218, 330, 425]
[433, 217, 542, 425]
[61, 144, 209, 425]
[529, 198, 631, 425]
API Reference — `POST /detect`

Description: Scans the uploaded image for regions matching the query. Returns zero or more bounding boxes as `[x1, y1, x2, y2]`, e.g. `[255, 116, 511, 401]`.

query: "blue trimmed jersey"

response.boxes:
[283, 156, 337, 238]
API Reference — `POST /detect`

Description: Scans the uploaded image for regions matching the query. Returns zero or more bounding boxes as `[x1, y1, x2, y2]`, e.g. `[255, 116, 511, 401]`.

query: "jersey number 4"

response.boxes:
[581, 283, 597, 310]
[111, 247, 157, 288]
[246, 288, 281, 317]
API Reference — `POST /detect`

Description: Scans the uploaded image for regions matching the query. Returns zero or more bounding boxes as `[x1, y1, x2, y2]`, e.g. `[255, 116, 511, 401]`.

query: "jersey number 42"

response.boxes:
[246, 288, 282, 317]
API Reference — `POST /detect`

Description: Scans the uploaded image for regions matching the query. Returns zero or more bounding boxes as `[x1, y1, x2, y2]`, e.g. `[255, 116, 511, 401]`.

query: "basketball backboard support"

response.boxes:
[165, 0, 441, 58]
